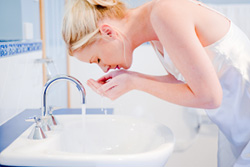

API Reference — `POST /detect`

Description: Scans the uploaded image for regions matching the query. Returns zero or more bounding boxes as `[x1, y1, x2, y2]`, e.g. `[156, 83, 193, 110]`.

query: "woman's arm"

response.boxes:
[133, 72, 220, 109]
[88, 0, 223, 109]
[87, 69, 220, 109]
[87, 70, 182, 98]
[147, 0, 223, 108]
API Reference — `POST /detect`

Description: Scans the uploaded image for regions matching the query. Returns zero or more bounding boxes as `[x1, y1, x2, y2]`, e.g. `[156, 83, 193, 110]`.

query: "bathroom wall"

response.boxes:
[43, 0, 68, 108]
[0, 0, 43, 126]
[0, 42, 43, 126]
[0, 0, 40, 40]
[0, 0, 23, 40]
[21, 0, 41, 40]
[0, 0, 67, 126]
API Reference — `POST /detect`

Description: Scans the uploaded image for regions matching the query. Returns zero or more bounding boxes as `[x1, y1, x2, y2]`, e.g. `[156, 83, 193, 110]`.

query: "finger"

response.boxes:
[87, 79, 100, 89]
[87, 79, 103, 94]
[98, 80, 118, 92]
[102, 86, 121, 101]
[97, 74, 113, 83]
[87, 81, 98, 93]
[97, 70, 120, 83]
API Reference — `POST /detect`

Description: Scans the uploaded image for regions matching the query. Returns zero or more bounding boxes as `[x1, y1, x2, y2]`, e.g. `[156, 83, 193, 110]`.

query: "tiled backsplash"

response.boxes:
[0, 42, 42, 57]
[0, 41, 43, 126]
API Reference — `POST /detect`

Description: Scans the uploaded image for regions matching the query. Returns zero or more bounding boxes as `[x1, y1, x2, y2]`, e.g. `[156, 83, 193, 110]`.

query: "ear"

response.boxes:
[99, 24, 117, 39]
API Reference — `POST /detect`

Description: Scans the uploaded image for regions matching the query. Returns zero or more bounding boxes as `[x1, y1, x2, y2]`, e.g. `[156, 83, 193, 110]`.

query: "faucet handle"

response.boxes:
[25, 116, 42, 124]
[25, 116, 47, 140]
[41, 116, 52, 131]
[47, 107, 60, 126]
[26, 116, 51, 131]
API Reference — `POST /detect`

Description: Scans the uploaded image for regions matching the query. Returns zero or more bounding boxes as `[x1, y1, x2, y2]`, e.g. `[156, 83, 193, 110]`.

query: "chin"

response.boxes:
[124, 59, 132, 69]
[124, 63, 132, 69]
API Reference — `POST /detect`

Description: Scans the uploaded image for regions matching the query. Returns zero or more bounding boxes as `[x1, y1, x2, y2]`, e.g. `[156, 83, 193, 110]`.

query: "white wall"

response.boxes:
[0, 42, 43, 126]
[43, 0, 68, 108]
[0, 0, 43, 125]
[0, 0, 41, 41]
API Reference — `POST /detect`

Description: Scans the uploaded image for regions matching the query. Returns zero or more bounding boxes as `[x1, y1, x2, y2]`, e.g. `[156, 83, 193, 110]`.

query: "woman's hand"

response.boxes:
[87, 70, 138, 100]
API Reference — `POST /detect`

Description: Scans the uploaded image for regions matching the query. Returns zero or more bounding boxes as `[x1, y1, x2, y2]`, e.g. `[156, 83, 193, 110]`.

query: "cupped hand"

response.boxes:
[87, 70, 138, 100]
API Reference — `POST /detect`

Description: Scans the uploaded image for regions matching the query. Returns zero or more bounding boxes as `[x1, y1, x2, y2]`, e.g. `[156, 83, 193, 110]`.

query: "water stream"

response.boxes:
[100, 96, 108, 115]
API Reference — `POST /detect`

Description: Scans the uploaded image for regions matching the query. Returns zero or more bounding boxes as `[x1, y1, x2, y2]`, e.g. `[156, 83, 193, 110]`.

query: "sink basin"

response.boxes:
[0, 114, 174, 167]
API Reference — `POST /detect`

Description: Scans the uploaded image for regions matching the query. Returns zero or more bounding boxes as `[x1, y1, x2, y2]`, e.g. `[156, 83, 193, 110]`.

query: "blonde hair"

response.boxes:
[62, 0, 127, 56]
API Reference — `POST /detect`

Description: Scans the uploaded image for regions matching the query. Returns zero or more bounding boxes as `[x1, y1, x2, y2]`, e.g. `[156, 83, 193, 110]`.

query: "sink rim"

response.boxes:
[0, 114, 175, 167]
[53, 114, 174, 155]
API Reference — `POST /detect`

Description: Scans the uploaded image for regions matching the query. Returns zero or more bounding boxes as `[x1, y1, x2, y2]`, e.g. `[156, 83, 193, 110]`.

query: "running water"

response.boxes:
[81, 103, 87, 152]
[100, 96, 108, 115]
[81, 103, 87, 129]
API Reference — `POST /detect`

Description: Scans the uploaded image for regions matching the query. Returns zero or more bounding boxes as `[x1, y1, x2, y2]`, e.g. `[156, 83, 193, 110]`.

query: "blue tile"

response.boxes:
[0, 41, 42, 58]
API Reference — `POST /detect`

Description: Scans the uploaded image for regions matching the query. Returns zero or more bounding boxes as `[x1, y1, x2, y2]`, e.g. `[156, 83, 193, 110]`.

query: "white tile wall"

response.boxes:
[0, 50, 43, 125]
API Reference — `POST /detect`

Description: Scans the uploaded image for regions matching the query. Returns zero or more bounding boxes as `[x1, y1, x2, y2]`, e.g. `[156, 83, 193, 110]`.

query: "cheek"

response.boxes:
[101, 41, 127, 65]
[101, 50, 117, 64]
[105, 46, 123, 62]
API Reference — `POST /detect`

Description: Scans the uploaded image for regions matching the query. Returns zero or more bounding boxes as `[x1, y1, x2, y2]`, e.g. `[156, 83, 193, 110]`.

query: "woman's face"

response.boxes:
[73, 31, 132, 73]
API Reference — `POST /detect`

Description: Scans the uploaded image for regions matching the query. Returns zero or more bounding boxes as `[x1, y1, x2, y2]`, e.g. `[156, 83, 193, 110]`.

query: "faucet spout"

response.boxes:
[42, 75, 86, 117]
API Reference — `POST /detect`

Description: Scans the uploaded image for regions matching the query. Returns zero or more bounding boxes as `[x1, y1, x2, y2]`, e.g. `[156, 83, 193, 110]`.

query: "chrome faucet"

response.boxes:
[27, 75, 86, 140]
[42, 75, 86, 127]
[42, 75, 86, 116]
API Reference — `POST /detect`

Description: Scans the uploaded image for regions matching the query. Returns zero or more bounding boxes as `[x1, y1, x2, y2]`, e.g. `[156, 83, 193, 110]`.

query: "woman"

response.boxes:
[62, 0, 250, 166]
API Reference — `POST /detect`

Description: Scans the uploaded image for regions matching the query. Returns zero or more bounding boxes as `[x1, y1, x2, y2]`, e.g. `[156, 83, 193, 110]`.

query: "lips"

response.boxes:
[105, 65, 120, 73]
[105, 67, 110, 73]
[116, 65, 120, 70]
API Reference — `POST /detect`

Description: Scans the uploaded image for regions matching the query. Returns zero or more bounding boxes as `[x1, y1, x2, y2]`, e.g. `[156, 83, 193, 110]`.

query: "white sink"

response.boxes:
[0, 115, 174, 167]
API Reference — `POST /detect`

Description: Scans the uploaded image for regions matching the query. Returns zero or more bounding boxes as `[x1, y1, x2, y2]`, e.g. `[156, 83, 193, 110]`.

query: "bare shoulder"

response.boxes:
[152, 0, 184, 10]
[150, 0, 192, 26]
